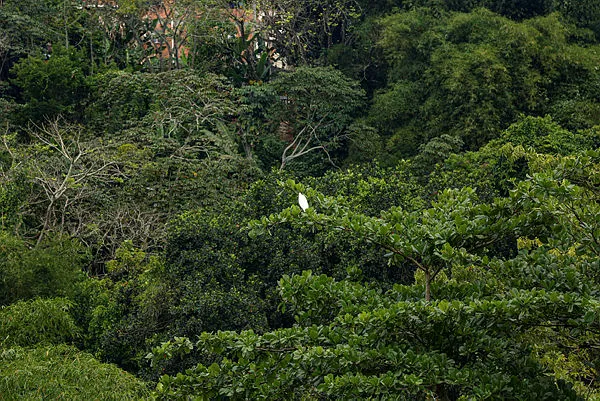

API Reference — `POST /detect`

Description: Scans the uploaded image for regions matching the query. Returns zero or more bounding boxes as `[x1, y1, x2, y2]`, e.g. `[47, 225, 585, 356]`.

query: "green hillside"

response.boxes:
[1, 0, 600, 399]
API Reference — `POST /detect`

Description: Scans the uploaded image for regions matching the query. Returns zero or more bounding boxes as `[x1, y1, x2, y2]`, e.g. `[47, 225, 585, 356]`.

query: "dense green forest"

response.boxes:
[2, 0, 600, 399]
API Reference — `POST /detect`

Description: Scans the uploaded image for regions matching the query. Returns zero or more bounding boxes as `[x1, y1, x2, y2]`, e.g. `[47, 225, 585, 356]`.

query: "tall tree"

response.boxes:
[371, 8, 600, 157]
[254, 0, 362, 66]
[237, 67, 366, 173]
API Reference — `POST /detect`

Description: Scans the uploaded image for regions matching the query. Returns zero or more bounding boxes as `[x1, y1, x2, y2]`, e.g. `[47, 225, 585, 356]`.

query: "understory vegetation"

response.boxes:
[2, 0, 600, 399]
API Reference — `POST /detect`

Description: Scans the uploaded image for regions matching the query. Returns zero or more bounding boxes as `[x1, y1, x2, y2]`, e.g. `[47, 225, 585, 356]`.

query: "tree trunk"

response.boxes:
[38, 200, 55, 245]
[425, 269, 431, 302]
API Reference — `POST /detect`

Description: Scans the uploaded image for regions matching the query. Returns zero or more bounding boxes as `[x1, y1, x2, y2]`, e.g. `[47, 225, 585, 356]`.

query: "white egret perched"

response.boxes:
[298, 192, 309, 212]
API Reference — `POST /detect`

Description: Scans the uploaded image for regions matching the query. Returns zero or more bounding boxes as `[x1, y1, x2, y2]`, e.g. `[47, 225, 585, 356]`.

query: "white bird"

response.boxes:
[298, 192, 309, 212]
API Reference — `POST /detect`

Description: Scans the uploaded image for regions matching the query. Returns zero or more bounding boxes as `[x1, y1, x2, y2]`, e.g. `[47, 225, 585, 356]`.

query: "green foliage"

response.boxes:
[237, 67, 367, 173]
[0, 233, 87, 306]
[550, 96, 600, 132]
[304, 162, 426, 216]
[183, 2, 239, 74]
[498, 115, 600, 155]
[426, 143, 528, 201]
[372, 8, 600, 156]
[342, 122, 384, 164]
[86, 69, 235, 137]
[0, 0, 91, 79]
[401, 0, 555, 20]
[10, 49, 88, 123]
[151, 280, 589, 399]
[69, 276, 116, 349]
[411, 134, 464, 176]
[0, 169, 28, 231]
[102, 166, 431, 374]
[251, 180, 522, 301]
[162, 210, 276, 335]
[556, 0, 600, 37]
[269, 66, 365, 139]
[187, 9, 275, 85]
[2, 70, 261, 267]
[151, 151, 600, 398]
[324, 16, 388, 97]
[4, 2, 600, 399]
[234, 82, 279, 163]
[0, 344, 150, 400]
[106, 240, 159, 277]
[425, 117, 600, 202]
[74, 243, 174, 374]
[254, 0, 362, 66]
[86, 70, 258, 217]
[0, 298, 79, 347]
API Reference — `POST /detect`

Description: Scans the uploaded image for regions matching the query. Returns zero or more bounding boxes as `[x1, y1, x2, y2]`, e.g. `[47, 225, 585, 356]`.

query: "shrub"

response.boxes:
[0, 298, 79, 347]
[0, 233, 87, 306]
[0, 344, 150, 400]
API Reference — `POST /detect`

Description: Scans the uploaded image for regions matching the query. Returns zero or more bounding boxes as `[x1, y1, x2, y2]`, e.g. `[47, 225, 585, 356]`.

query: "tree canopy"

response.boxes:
[2, 0, 600, 399]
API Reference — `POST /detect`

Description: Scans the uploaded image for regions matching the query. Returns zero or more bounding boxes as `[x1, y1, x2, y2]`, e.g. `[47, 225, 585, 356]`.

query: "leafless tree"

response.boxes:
[23, 119, 119, 244]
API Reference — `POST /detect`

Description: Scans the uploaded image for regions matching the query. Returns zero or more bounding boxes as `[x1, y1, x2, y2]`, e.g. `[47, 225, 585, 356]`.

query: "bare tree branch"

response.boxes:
[22, 119, 119, 244]
[280, 115, 337, 170]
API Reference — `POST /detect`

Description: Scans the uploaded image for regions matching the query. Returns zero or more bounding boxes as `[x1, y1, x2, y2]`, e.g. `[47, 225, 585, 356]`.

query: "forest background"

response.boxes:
[2, 0, 600, 399]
